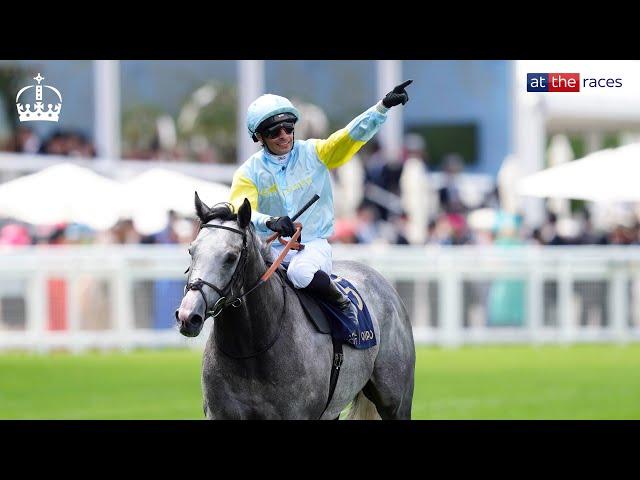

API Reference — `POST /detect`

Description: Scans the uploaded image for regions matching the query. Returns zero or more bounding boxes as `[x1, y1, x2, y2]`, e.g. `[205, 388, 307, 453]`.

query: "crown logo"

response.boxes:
[16, 73, 62, 122]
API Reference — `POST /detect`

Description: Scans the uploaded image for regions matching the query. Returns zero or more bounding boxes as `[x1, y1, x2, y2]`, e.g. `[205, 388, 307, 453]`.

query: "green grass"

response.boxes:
[2, 344, 640, 419]
[0, 350, 203, 419]
[414, 344, 640, 419]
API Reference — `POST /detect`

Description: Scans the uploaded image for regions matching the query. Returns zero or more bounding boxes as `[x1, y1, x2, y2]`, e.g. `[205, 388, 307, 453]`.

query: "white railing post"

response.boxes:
[527, 265, 544, 345]
[610, 267, 628, 344]
[112, 258, 134, 352]
[26, 270, 48, 354]
[440, 258, 462, 348]
[558, 264, 576, 344]
[413, 280, 429, 329]
[67, 274, 83, 353]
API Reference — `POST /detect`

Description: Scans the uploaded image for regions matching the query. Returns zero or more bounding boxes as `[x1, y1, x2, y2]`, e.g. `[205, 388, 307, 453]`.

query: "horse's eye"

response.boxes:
[223, 253, 237, 265]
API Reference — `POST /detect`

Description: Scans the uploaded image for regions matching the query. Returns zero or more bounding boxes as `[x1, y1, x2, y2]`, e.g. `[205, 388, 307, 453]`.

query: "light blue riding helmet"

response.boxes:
[246, 94, 301, 142]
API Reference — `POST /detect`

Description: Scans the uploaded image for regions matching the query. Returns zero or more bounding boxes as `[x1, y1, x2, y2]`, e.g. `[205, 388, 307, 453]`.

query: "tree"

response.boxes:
[177, 82, 237, 163]
[0, 66, 30, 135]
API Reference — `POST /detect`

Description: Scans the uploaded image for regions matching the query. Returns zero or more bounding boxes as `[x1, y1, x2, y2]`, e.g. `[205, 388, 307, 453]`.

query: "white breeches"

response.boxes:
[271, 238, 332, 289]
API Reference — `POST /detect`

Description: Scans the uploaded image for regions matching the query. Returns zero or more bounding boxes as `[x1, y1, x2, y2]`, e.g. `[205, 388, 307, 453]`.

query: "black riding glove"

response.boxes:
[382, 79, 413, 108]
[266, 216, 295, 237]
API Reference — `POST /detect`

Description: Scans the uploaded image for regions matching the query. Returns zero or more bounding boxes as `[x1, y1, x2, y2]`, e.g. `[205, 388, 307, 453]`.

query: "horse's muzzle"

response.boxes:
[175, 309, 204, 337]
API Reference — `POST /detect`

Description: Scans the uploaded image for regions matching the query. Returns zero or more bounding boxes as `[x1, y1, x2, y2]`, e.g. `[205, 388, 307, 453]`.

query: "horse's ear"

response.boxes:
[237, 198, 252, 229]
[194, 191, 211, 222]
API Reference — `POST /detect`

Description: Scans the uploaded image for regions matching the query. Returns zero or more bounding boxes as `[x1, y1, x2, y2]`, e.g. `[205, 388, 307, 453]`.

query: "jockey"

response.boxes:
[229, 80, 413, 324]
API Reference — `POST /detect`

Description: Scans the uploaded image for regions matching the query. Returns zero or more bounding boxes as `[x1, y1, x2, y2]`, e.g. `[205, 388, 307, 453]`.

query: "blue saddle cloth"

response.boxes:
[317, 275, 377, 349]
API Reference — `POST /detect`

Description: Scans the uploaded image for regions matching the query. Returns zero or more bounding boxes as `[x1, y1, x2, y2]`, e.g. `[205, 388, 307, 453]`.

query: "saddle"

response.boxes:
[274, 268, 377, 350]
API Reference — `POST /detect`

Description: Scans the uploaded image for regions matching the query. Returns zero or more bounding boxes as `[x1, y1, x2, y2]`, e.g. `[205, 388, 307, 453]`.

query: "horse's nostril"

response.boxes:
[188, 313, 203, 327]
[175, 309, 181, 323]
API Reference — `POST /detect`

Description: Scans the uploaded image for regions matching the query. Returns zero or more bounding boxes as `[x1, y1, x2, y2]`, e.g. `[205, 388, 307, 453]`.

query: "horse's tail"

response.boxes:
[345, 391, 381, 420]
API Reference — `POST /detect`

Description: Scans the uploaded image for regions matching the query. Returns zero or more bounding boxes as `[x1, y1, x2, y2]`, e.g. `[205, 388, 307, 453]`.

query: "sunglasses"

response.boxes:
[262, 122, 295, 139]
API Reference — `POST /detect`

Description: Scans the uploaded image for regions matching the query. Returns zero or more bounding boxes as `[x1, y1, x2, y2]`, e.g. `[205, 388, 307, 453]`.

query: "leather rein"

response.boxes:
[184, 222, 303, 319]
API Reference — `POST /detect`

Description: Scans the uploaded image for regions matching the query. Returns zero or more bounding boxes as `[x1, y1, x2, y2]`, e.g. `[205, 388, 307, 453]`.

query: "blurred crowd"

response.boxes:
[2, 126, 96, 157]
[121, 143, 220, 163]
[0, 162, 637, 251]
[0, 211, 197, 247]
[328, 136, 639, 248]
[1, 128, 640, 248]
[1, 126, 224, 163]
[120, 133, 223, 163]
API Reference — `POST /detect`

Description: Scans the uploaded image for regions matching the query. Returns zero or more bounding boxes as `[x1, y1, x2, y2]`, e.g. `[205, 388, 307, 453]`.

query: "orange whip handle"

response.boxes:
[260, 225, 302, 282]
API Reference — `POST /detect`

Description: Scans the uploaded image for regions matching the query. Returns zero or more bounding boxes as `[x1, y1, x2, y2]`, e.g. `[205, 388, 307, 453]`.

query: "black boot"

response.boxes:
[304, 270, 358, 325]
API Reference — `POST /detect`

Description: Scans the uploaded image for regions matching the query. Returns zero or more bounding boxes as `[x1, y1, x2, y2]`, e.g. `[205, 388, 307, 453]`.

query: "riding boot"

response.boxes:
[304, 270, 358, 325]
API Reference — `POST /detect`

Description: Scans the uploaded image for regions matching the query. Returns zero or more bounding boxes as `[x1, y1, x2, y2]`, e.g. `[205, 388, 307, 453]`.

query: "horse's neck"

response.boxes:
[213, 235, 285, 357]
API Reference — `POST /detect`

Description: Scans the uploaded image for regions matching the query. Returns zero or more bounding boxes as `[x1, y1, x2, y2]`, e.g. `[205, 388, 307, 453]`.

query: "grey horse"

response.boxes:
[175, 193, 415, 419]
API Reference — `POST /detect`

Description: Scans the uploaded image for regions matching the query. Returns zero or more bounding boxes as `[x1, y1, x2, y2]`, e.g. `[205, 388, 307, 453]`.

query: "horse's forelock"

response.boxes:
[201, 202, 237, 224]
[198, 210, 272, 262]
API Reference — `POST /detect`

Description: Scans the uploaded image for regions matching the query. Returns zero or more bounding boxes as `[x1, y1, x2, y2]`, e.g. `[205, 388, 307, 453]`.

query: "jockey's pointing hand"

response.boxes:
[266, 216, 296, 237]
[382, 79, 413, 108]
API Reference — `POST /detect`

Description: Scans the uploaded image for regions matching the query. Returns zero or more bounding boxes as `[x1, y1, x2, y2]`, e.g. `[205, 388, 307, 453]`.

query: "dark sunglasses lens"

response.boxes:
[266, 123, 294, 138]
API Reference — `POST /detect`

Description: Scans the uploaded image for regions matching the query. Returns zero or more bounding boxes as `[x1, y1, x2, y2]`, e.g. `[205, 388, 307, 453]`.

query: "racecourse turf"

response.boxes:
[1, 344, 640, 419]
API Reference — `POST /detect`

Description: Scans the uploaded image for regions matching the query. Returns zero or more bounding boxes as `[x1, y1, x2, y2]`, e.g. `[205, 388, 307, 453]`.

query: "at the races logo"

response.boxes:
[527, 73, 623, 92]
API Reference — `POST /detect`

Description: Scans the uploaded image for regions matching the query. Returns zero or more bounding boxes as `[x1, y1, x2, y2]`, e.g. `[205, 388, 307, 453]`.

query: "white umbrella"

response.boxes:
[517, 142, 640, 202]
[122, 168, 230, 234]
[0, 163, 124, 230]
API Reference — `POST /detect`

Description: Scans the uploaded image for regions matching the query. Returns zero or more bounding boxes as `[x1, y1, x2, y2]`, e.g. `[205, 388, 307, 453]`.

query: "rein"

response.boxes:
[185, 223, 303, 319]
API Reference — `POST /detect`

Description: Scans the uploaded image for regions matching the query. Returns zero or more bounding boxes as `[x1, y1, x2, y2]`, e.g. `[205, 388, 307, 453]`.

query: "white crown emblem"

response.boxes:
[16, 73, 62, 122]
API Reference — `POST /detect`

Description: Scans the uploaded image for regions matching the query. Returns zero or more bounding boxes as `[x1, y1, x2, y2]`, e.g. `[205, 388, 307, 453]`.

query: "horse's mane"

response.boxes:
[201, 202, 274, 263]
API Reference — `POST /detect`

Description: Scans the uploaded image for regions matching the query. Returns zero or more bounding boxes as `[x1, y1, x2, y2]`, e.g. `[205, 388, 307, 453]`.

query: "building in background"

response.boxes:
[0, 60, 512, 175]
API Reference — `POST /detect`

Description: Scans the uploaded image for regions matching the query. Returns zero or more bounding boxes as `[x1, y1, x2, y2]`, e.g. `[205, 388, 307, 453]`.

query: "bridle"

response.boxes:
[184, 221, 303, 320]
[183, 195, 317, 321]
[184, 223, 253, 319]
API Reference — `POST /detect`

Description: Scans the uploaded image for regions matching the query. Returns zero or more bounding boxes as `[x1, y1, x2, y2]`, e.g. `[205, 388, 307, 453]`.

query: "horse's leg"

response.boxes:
[362, 376, 413, 419]
[362, 326, 415, 419]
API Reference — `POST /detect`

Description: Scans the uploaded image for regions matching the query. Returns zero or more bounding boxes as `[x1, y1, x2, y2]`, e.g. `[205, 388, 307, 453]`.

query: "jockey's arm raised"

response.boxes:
[312, 101, 389, 170]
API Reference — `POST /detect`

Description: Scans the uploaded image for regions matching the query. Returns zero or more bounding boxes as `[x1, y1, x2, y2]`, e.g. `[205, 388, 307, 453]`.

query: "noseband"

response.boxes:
[184, 224, 250, 319]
